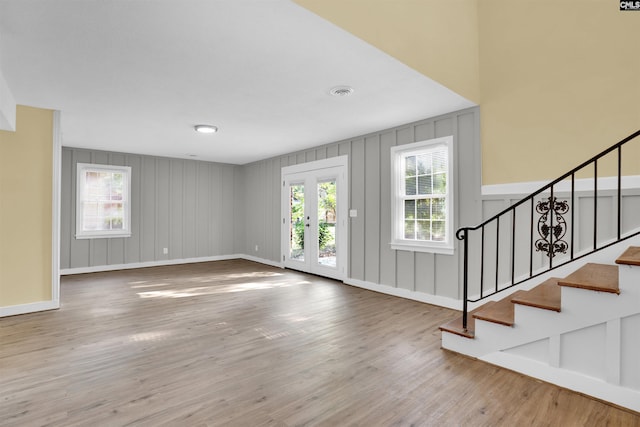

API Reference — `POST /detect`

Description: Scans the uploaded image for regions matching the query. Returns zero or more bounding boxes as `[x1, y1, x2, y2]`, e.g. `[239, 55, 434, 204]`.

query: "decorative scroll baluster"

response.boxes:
[535, 196, 569, 258]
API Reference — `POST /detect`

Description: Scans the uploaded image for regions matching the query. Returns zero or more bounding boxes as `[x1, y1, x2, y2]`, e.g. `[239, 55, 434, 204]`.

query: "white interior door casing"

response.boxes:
[281, 156, 348, 280]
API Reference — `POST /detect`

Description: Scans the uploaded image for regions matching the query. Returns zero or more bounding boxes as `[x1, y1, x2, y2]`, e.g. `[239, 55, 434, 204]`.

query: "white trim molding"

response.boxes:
[52, 110, 62, 307]
[481, 351, 640, 413]
[390, 136, 455, 255]
[344, 277, 462, 311]
[75, 163, 132, 239]
[482, 175, 640, 196]
[0, 65, 16, 132]
[60, 254, 284, 276]
[0, 300, 60, 318]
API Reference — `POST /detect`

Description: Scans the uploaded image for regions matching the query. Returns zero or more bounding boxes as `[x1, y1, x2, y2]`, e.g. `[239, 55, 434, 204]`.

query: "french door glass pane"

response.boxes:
[317, 180, 336, 268]
[289, 184, 305, 261]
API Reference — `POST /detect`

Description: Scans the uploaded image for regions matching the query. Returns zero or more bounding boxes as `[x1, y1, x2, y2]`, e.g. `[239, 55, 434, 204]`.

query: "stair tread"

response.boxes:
[511, 278, 562, 312]
[616, 246, 640, 266]
[558, 263, 619, 294]
[439, 306, 486, 339]
[473, 297, 514, 326]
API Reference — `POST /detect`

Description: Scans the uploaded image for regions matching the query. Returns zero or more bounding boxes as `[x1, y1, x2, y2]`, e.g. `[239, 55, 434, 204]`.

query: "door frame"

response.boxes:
[281, 156, 348, 280]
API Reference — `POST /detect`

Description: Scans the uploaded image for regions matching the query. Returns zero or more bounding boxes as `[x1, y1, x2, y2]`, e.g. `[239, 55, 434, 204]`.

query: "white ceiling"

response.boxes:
[0, 0, 474, 165]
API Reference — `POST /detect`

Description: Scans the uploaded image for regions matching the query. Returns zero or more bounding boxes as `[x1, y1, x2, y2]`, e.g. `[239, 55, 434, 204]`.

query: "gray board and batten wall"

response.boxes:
[60, 149, 244, 269]
[239, 107, 481, 300]
[60, 106, 482, 302]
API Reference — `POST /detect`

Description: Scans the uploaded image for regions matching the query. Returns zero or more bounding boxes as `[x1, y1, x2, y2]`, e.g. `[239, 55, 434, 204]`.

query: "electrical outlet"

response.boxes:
[255, 245, 259, 252]
[163, 247, 168, 255]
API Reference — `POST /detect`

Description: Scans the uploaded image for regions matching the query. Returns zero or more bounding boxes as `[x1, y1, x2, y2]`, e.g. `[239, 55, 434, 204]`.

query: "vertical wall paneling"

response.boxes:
[62, 107, 482, 304]
[210, 164, 221, 256]
[156, 158, 170, 260]
[196, 162, 210, 257]
[125, 154, 142, 263]
[415, 253, 436, 294]
[316, 147, 327, 160]
[239, 107, 481, 301]
[305, 151, 316, 163]
[69, 150, 90, 268]
[60, 149, 72, 269]
[415, 122, 435, 142]
[379, 131, 397, 287]
[61, 148, 240, 269]
[182, 161, 197, 258]
[169, 159, 184, 259]
[327, 144, 339, 158]
[222, 165, 236, 254]
[396, 251, 415, 291]
[350, 139, 366, 281]
[140, 156, 156, 262]
[271, 158, 281, 261]
[364, 135, 381, 284]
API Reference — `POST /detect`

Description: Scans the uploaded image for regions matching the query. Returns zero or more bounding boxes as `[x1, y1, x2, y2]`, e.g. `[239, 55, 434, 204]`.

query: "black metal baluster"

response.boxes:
[618, 146, 622, 240]
[594, 160, 598, 250]
[495, 218, 500, 294]
[529, 198, 534, 277]
[571, 173, 575, 260]
[511, 207, 516, 285]
[450, 130, 640, 317]
[550, 187, 554, 269]
[462, 228, 469, 331]
[480, 225, 485, 298]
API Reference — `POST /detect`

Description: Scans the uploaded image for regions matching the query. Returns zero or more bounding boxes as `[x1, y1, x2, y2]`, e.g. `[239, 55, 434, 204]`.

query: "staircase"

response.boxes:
[440, 245, 640, 412]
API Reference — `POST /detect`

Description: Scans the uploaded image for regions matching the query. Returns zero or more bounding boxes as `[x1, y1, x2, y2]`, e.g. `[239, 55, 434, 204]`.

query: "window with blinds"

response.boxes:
[76, 163, 132, 239]
[390, 136, 454, 254]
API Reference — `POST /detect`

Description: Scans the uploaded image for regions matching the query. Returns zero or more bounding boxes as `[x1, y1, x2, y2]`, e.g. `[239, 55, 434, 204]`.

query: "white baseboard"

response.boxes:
[60, 254, 248, 275]
[482, 351, 640, 413]
[0, 300, 60, 317]
[344, 277, 462, 310]
[240, 254, 284, 269]
[4, 254, 283, 317]
[60, 254, 284, 276]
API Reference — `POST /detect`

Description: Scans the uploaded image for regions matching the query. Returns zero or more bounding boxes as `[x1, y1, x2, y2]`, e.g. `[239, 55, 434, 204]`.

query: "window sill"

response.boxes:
[390, 242, 454, 255]
[75, 232, 131, 240]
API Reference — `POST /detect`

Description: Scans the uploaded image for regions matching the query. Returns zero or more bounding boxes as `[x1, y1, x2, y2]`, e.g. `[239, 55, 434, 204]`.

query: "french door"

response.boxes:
[281, 157, 348, 280]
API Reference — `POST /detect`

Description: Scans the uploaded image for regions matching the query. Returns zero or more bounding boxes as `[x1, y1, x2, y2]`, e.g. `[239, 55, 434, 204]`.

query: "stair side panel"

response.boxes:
[621, 312, 640, 391]
[560, 323, 607, 381]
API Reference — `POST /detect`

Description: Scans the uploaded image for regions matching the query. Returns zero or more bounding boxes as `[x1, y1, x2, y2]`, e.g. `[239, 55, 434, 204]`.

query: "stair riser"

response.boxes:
[561, 286, 639, 316]
[619, 264, 640, 294]
[441, 331, 485, 358]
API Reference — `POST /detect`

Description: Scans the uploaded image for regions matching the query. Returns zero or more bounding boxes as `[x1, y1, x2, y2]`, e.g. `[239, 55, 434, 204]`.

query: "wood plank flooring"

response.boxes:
[1, 259, 639, 426]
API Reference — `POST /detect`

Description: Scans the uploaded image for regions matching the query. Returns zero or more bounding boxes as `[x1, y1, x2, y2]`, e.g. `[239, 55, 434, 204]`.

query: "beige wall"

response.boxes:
[479, 0, 640, 184]
[294, 0, 480, 103]
[0, 105, 53, 307]
[294, 0, 640, 185]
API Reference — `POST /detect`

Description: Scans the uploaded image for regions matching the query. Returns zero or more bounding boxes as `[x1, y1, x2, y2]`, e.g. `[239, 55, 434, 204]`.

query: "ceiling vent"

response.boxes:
[329, 86, 354, 97]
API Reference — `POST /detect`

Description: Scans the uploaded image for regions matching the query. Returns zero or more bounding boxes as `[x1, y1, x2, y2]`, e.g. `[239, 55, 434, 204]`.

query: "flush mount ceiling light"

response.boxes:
[329, 86, 354, 97]
[194, 124, 218, 134]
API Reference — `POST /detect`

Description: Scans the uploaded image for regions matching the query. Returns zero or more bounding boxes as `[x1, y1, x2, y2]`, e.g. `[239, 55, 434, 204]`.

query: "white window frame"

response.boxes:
[76, 163, 132, 239]
[390, 136, 454, 255]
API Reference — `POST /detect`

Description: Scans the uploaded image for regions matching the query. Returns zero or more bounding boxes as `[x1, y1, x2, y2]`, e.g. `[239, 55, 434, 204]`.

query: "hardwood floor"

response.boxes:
[1, 259, 638, 426]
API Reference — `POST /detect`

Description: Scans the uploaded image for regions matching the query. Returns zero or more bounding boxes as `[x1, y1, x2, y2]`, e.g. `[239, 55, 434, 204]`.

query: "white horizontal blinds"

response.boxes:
[402, 143, 448, 242]
[82, 170, 125, 232]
